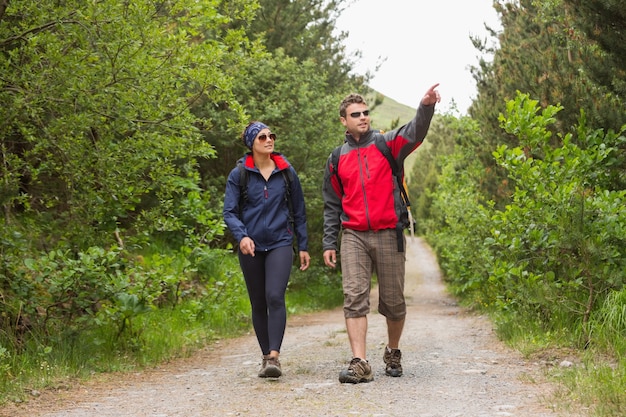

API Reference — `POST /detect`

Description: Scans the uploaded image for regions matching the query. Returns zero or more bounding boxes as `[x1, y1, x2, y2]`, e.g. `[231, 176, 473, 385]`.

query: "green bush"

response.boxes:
[422, 92, 626, 416]
[426, 93, 625, 347]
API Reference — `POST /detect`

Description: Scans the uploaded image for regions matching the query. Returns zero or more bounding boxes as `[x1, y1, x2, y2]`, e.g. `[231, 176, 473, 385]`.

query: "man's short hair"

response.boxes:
[339, 94, 367, 118]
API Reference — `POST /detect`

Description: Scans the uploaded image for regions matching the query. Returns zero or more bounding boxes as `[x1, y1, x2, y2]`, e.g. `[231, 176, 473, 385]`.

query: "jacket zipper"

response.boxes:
[361, 151, 372, 230]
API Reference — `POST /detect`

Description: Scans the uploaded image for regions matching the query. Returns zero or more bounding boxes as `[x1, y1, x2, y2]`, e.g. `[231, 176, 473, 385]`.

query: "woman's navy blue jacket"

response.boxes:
[223, 152, 308, 252]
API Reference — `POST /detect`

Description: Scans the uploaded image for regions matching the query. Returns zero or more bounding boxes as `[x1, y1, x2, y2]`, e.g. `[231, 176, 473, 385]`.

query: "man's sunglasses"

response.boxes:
[258, 133, 277, 142]
[349, 110, 370, 118]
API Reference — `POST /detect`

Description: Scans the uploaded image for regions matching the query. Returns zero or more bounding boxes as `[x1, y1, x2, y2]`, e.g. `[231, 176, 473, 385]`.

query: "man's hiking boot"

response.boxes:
[338, 357, 373, 384]
[383, 347, 403, 377]
[259, 356, 282, 378]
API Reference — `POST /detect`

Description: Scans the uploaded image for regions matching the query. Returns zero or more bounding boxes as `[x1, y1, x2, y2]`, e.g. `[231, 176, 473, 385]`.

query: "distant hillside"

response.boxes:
[366, 92, 416, 132]
[366, 91, 421, 181]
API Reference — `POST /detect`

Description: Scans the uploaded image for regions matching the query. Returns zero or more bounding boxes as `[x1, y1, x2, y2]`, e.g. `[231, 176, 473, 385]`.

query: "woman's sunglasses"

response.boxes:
[258, 133, 276, 142]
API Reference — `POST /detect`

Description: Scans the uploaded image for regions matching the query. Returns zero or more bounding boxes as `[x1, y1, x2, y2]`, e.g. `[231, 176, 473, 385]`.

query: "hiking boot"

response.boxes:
[383, 347, 403, 377]
[338, 358, 373, 384]
[257, 356, 268, 377]
[259, 357, 282, 378]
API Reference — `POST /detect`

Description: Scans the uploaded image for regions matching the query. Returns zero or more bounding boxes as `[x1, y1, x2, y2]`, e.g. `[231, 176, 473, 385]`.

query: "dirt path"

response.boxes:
[3, 238, 579, 417]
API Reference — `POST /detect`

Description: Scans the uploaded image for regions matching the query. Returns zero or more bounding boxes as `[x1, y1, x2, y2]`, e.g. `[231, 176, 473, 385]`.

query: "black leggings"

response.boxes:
[239, 245, 293, 355]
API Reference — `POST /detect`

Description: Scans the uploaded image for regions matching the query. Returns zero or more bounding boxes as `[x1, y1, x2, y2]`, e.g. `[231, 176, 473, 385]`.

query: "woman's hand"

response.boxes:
[299, 251, 311, 271]
[239, 236, 255, 256]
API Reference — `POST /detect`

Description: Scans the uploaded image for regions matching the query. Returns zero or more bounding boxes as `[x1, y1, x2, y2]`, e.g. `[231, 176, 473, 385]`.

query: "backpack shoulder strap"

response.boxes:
[330, 145, 344, 195]
[281, 168, 295, 219]
[282, 166, 295, 186]
[374, 133, 412, 253]
[237, 161, 248, 218]
[374, 135, 400, 176]
[281, 168, 298, 247]
[374, 134, 410, 208]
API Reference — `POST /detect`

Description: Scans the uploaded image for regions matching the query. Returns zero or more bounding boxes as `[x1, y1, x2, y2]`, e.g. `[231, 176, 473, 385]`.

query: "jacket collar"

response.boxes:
[243, 152, 290, 171]
[345, 129, 374, 146]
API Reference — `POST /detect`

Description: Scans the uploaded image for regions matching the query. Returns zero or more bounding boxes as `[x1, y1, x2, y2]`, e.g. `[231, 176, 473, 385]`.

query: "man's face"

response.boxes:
[340, 103, 370, 140]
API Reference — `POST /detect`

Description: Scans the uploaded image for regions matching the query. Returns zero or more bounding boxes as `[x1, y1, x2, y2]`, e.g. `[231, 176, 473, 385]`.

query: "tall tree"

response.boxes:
[469, 0, 625, 203]
[247, 0, 356, 91]
[472, 0, 625, 135]
[562, 0, 626, 99]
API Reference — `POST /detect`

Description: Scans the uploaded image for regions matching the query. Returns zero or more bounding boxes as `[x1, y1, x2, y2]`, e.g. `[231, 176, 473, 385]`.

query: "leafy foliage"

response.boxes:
[490, 94, 625, 340]
[246, 0, 355, 90]
[0, 0, 258, 355]
[426, 92, 625, 350]
[470, 0, 626, 204]
[561, 0, 626, 99]
[0, 1, 250, 249]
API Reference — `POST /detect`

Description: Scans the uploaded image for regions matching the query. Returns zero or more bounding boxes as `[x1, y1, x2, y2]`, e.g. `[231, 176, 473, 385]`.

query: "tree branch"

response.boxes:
[0, 0, 9, 24]
[0, 17, 79, 48]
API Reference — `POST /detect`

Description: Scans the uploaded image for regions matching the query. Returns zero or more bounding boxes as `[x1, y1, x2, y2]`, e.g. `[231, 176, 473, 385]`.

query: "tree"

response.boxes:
[469, 0, 625, 204]
[562, 0, 626, 99]
[0, 0, 256, 249]
[0, 0, 267, 350]
[247, 0, 355, 91]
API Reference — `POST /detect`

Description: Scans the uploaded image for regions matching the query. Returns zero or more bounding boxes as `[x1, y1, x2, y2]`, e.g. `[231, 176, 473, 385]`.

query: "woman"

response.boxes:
[223, 121, 310, 378]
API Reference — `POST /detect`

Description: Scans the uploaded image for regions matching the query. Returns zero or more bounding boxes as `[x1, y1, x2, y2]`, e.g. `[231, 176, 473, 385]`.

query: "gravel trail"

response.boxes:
[2, 238, 580, 417]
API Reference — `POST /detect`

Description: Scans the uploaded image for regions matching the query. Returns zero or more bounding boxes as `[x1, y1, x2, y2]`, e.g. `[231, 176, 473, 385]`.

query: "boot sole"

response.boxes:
[338, 371, 373, 384]
[261, 364, 282, 378]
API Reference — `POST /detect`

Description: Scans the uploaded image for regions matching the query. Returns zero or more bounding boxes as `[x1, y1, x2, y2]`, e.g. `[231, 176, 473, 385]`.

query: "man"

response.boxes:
[322, 84, 440, 383]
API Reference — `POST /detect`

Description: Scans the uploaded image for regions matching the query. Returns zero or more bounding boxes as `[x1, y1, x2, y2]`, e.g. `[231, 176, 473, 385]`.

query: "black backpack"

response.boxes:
[329, 134, 412, 252]
[237, 161, 297, 248]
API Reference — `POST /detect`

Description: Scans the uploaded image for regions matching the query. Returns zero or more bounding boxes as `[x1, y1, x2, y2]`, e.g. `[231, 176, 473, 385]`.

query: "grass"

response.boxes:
[490, 289, 626, 417]
[0, 252, 343, 407]
[0, 299, 247, 404]
[286, 265, 343, 314]
[554, 357, 625, 417]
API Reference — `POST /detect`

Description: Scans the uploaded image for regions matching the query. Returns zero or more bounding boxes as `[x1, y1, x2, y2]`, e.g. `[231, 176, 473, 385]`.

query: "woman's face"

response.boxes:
[252, 128, 276, 155]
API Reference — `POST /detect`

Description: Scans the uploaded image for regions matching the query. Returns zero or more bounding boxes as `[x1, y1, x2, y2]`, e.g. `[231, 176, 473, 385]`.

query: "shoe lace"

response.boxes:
[387, 350, 401, 367]
[267, 357, 280, 367]
[348, 357, 367, 374]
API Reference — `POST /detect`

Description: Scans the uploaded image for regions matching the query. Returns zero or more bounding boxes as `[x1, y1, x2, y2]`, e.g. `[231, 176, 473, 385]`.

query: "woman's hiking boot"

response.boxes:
[259, 356, 282, 378]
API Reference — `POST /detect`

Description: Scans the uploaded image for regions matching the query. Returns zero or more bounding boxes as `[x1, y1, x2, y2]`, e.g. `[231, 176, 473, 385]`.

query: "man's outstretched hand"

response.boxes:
[421, 83, 441, 106]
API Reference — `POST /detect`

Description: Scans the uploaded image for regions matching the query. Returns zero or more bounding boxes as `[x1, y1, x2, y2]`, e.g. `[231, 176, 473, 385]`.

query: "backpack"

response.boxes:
[329, 133, 413, 252]
[237, 161, 297, 250]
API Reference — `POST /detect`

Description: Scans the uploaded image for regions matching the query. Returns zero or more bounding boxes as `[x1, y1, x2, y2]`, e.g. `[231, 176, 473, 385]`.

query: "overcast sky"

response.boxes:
[335, 0, 501, 113]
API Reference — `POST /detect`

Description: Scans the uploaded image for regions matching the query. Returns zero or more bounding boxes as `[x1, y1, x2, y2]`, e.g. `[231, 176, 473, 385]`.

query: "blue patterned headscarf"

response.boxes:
[243, 121, 268, 149]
